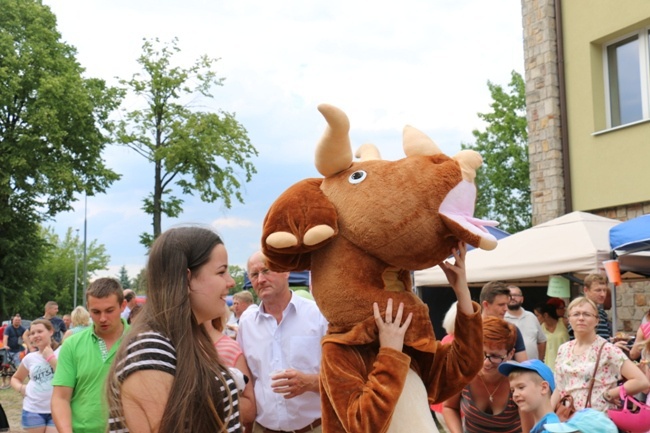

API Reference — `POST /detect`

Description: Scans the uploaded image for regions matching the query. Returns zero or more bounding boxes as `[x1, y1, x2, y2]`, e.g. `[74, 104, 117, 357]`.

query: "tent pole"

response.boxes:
[610, 251, 617, 336]
[610, 282, 617, 336]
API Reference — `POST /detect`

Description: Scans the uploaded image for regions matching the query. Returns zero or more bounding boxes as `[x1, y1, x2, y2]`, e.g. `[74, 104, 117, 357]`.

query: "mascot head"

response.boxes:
[261, 104, 496, 350]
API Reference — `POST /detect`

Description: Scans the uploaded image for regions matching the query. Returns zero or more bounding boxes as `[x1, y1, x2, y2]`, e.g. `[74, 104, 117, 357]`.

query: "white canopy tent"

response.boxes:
[414, 211, 624, 288]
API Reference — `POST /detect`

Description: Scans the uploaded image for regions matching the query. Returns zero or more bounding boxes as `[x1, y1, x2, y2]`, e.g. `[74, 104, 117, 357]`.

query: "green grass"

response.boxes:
[0, 387, 24, 432]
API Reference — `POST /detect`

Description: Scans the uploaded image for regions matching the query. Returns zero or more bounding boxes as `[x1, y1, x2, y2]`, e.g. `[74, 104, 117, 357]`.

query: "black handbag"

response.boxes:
[0, 402, 9, 432]
[554, 341, 606, 422]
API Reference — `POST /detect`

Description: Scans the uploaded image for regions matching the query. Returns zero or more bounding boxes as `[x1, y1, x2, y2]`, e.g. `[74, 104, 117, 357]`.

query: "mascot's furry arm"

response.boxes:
[261, 104, 498, 432]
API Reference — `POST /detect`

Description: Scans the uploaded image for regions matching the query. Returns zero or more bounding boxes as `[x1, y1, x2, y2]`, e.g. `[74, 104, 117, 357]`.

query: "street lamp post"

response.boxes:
[82, 194, 88, 308]
[74, 228, 80, 308]
[74, 252, 79, 308]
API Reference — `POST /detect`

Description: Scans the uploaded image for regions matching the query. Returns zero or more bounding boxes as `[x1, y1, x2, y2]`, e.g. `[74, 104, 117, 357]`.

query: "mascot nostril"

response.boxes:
[261, 104, 499, 432]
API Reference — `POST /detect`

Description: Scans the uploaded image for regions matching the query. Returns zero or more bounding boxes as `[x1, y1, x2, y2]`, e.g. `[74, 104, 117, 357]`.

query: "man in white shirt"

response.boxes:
[504, 285, 547, 360]
[120, 290, 137, 320]
[238, 251, 327, 433]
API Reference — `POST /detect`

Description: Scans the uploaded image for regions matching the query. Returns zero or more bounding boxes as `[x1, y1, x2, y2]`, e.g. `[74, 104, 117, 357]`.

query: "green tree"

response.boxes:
[462, 71, 531, 233]
[0, 216, 45, 320]
[118, 265, 132, 289]
[0, 0, 122, 319]
[132, 268, 147, 294]
[8, 227, 110, 318]
[115, 38, 258, 247]
[228, 265, 246, 294]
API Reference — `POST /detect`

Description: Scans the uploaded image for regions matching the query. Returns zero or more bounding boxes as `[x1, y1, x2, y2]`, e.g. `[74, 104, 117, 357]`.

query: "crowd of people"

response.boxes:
[438, 275, 650, 433]
[2, 224, 650, 433]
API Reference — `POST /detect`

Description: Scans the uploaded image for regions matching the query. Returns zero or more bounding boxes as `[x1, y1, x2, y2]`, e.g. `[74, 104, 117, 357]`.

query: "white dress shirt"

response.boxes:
[237, 292, 328, 431]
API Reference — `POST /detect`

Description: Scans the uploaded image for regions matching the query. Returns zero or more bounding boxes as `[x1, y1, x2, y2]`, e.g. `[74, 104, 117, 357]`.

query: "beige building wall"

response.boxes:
[522, 0, 650, 333]
[561, 1, 650, 211]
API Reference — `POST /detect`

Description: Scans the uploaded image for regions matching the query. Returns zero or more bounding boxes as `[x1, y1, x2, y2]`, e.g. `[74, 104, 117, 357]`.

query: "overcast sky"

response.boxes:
[43, 0, 525, 280]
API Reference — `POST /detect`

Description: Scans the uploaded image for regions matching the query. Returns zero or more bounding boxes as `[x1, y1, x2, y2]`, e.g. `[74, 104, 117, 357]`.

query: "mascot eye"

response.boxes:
[348, 170, 367, 184]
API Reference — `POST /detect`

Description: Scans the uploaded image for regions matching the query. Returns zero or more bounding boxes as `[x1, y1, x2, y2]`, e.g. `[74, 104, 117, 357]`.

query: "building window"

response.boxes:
[604, 29, 650, 128]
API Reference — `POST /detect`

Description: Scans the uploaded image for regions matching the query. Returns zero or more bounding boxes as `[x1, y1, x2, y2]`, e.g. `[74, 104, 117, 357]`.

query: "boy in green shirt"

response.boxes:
[52, 278, 129, 433]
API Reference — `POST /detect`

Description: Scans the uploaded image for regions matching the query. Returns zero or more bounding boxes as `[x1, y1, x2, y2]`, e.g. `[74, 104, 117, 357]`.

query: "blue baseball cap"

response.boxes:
[497, 359, 555, 391]
[544, 408, 618, 433]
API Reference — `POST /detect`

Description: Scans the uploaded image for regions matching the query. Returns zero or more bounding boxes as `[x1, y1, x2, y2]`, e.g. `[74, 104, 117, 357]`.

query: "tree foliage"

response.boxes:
[0, 0, 122, 318]
[115, 38, 258, 247]
[0, 216, 46, 320]
[7, 227, 109, 319]
[228, 265, 246, 294]
[462, 70, 531, 233]
[118, 265, 132, 289]
[132, 268, 147, 295]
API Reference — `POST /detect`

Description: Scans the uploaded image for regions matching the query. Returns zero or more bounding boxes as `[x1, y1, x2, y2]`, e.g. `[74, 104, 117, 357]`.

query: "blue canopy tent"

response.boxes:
[608, 214, 650, 335]
[242, 270, 310, 290]
[609, 214, 650, 277]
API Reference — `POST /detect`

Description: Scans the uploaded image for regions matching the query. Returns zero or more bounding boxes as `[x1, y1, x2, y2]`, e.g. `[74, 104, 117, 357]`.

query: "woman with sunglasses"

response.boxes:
[552, 296, 649, 411]
[443, 316, 533, 433]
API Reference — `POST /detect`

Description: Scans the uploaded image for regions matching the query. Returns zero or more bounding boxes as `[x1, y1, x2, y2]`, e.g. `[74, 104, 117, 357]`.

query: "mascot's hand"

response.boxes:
[373, 298, 413, 352]
[439, 242, 468, 295]
[439, 242, 474, 316]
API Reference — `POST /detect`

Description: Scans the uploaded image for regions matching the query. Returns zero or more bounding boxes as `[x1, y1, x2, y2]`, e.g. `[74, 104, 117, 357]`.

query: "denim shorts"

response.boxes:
[22, 410, 55, 428]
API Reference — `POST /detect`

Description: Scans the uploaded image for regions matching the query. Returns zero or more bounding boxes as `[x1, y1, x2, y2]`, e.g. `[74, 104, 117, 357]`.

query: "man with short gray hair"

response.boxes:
[238, 251, 327, 433]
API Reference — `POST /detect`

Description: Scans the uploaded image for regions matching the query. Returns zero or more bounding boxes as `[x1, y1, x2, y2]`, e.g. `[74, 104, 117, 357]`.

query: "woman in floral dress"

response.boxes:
[552, 296, 649, 411]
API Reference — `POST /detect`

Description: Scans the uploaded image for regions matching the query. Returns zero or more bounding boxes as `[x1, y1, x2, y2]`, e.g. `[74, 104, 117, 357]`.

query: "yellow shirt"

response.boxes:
[543, 319, 569, 371]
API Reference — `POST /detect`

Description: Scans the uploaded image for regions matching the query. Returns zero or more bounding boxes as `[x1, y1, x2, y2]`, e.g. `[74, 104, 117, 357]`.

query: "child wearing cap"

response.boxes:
[543, 408, 618, 433]
[498, 359, 559, 433]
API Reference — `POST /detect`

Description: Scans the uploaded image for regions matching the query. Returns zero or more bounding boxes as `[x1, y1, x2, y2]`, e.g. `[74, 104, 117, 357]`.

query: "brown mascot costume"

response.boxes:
[261, 104, 499, 432]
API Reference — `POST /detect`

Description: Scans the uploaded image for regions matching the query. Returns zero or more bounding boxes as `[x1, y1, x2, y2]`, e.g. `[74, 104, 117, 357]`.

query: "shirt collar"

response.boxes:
[90, 318, 129, 341]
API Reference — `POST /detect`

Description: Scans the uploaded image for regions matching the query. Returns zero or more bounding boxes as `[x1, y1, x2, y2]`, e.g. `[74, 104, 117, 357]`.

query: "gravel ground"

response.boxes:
[0, 387, 23, 432]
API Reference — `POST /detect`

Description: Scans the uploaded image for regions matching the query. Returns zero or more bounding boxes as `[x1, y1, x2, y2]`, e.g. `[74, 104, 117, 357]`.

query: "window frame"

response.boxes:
[603, 28, 650, 129]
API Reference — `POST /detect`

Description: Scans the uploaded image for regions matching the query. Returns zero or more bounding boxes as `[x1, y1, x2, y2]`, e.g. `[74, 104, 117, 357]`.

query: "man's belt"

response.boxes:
[261, 418, 321, 433]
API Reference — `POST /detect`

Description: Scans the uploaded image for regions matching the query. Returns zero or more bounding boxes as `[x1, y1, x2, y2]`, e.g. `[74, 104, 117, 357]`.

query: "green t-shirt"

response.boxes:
[52, 320, 129, 433]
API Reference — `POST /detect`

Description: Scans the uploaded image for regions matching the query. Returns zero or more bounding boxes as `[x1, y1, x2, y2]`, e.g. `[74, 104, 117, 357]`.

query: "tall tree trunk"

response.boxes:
[153, 159, 162, 240]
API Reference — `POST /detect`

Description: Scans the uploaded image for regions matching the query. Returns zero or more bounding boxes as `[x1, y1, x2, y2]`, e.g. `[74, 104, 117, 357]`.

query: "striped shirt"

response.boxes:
[460, 385, 521, 433]
[214, 335, 243, 368]
[108, 331, 241, 433]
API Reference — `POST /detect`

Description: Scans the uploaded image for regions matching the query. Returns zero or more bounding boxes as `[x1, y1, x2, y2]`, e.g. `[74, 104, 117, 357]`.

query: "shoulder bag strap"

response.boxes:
[585, 340, 607, 408]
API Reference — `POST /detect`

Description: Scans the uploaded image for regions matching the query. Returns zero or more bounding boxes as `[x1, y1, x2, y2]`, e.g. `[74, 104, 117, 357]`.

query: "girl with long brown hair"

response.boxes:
[106, 226, 242, 433]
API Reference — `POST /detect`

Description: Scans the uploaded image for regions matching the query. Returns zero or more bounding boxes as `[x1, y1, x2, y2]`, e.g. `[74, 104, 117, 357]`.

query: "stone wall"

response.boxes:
[611, 280, 650, 334]
[592, 201, 650, 222]
[521, 0, 566, 225]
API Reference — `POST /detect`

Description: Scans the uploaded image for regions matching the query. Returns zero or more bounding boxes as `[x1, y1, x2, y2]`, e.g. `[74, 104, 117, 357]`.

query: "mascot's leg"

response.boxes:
[386, 369, 439, 433]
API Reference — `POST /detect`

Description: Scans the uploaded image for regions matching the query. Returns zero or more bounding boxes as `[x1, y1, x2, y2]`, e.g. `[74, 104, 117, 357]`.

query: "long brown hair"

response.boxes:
[107, 226, 234, 432]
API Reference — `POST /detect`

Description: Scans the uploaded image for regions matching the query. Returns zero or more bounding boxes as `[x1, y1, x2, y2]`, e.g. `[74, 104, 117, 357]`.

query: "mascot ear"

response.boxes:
[262, 178, 338, 272]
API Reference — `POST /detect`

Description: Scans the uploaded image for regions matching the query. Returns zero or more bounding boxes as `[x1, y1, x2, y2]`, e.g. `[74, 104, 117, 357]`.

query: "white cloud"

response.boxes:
[43, 0, 525, 271]
[211, 217, 256, 229]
